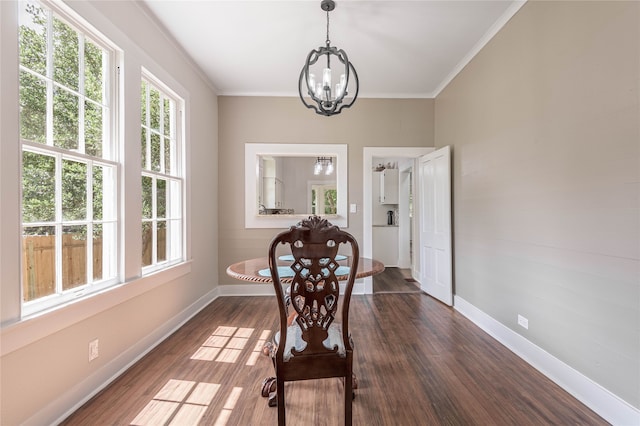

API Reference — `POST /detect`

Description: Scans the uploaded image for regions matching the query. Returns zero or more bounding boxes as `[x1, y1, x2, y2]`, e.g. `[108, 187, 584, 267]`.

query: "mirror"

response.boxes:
[245, 143, 348, 228]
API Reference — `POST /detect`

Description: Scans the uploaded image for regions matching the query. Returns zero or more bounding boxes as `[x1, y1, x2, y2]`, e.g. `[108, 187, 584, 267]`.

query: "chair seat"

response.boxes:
[275, 323, 350, 361]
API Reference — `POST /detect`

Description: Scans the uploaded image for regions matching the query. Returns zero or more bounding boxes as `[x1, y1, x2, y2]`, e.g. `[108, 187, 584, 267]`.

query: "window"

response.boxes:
[140, 75, 184, 271]
[19, 0, 118, 314]
[311, 184, 337, 215]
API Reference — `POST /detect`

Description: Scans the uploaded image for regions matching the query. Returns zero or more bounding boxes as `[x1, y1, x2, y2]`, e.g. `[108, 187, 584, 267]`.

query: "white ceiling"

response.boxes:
[140, 1, 525, 98]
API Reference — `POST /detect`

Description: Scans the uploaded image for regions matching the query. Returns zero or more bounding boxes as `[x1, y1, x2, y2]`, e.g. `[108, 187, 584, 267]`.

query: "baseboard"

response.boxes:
[454, 295, 640, 426]
[39, 288, 220, 426]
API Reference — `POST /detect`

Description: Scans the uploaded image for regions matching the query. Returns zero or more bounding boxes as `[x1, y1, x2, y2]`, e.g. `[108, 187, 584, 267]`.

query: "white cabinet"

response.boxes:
[373, 226, 399, 266]
[261, 157, 284, 208]
[379, 168, 398, 204]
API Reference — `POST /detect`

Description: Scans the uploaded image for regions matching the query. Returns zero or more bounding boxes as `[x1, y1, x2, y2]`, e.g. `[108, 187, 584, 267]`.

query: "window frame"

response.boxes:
[19, 0, 121, 316]
[140, 71, 185, 275]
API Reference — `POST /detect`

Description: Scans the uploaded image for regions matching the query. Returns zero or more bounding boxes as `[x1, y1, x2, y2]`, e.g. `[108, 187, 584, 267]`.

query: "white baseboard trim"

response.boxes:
[40, 288, 220, 426]
[454, 295, 640, 426]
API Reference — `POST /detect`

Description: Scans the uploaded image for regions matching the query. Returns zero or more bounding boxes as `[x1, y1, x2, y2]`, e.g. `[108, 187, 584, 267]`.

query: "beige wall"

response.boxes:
[218, 97, 434, 285]
[436, 1, 639, 408]
[0, 1, 218, 424]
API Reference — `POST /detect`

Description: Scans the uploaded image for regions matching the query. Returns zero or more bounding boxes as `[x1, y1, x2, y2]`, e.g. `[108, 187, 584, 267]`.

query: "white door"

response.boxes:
[418, 146, 452, 305]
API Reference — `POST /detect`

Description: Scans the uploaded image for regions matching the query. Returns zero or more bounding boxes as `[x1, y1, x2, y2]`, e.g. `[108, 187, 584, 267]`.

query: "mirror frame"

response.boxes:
[245, 143, 348, 228]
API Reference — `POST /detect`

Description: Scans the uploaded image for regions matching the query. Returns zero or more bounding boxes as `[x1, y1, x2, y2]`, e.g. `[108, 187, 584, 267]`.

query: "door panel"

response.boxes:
[418, 146, 452, 306]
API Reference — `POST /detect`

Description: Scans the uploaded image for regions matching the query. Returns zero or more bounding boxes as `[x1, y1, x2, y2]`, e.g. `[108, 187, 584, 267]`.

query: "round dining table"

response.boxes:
[226, 256, 384, 283]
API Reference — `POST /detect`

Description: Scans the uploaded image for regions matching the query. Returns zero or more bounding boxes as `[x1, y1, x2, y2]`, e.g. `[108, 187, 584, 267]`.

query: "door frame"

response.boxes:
[362, 147, 434, 294]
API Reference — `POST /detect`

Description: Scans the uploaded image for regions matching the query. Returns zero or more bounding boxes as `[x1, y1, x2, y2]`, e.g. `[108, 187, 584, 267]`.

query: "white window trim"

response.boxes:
[19, 0, 122, 317]
[140, 70, 186, 276]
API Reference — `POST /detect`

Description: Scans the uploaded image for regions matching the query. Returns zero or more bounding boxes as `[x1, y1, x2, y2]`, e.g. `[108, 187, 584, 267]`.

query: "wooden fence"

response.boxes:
[23, 229, 165, 301]
[22, 234, 102, 302]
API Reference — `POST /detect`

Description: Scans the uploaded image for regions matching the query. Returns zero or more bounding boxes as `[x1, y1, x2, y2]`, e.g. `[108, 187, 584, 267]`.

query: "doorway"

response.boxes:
[362, 147, 434, 294]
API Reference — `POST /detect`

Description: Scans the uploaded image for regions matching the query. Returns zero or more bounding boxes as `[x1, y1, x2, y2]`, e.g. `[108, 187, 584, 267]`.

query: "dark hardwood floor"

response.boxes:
[373, 267, 421, 293]
[62, 290, 606, 425]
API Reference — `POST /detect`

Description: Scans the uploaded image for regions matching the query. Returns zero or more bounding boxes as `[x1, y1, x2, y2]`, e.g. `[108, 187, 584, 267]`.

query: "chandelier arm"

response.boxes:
[299, 67, 321, 112]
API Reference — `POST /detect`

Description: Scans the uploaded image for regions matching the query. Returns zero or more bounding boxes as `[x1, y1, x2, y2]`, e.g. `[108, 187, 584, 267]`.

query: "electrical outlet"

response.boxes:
[517, 314, 529, 330]
[89, 339, 99, 362]
[350, 203, 357, 213]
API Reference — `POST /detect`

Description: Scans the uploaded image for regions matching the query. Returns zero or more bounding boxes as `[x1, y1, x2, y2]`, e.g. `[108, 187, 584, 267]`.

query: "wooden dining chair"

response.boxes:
[267, 216, 359, 425]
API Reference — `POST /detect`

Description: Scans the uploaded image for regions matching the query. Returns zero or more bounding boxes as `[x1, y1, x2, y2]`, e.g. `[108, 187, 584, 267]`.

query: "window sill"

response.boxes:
[0, 260, 192, 357]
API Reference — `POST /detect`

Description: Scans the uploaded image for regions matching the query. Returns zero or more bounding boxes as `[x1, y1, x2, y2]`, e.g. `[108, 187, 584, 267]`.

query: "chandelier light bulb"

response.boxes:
[325, 161, 334, 175]
[323, 68, 332, 89]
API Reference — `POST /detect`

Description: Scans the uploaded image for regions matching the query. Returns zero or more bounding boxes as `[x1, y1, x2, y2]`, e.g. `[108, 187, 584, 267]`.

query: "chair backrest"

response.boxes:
[268, 216, 359, 361]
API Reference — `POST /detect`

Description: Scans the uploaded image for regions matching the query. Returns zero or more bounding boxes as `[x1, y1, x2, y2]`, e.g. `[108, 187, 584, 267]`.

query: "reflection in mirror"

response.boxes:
[258, 156, 336, 215]
[311, 183, 337, 215]
[245, 144, 347, 228]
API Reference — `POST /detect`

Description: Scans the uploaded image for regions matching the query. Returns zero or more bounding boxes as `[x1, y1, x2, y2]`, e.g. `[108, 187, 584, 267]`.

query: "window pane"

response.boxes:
[53, 16, 79, 91]
[22, 226, 56, 301]
[92, 165, 103, 220]
[325, 189, 337, 214]
[100, 221, 117, 279]
[157, 179, 166, 218]
[142, 222, 152, 267]
[168, 219, 182, 261]
[53, 87, 79, 150]
[141, 80, 147, 120]
[142, 176, 153, 219]
[311, 188, 317, 215]
[169, 179, 182, 219]
[62, 159, 87, 221]
[150, 132, 160, 172]
[19, 1, 47, 75]
[22, 151, 55, 223]
[157, 220, 166, 262]
[84, 38, 103, 103]
[19, 71, 47, 144]
[62, 225, 87, 290]
[92, 224, 103, 281]
[85, 101, 103, 157]
[163, 98, 172, 136]
[97, 165, 116, 221]
[163, 136, 171, 174]
[149, 87, 160, 130]
[141, 127, 147, 169]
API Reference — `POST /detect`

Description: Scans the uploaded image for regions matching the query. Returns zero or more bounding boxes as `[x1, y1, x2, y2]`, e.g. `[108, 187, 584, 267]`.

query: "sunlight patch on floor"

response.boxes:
[246, 329, 272, 366]
[130, 379, 225, 426]
[214, 387, 243, 426]
[191, 325, 255, 362]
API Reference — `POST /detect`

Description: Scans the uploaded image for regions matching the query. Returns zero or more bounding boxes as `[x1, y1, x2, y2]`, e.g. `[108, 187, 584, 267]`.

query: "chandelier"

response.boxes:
[314, 157, 334, 175]
[299, 0, 359, 116]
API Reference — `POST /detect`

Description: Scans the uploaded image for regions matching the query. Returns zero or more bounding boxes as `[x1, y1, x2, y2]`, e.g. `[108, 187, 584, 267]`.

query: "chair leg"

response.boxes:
[345, 374, 353, 425]
[277, 377, 286, 426]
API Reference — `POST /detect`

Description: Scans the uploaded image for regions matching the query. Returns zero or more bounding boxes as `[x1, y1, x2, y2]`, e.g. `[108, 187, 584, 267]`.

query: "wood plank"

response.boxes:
[61, 293, 606, 425]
